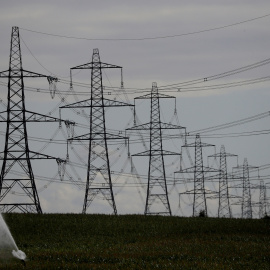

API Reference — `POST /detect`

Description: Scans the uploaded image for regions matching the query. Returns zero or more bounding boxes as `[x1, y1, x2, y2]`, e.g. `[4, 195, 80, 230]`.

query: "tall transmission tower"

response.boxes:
[259, 180, 267, 218]
[60, 48, 133, 214]
[233, 158, 258, 219]
[208, 145, 237, 218]
[127, 82, 185, 215]
[176, 134, 217, 217]
[242, 159, 252, 218]
[0, 26, 66, 213]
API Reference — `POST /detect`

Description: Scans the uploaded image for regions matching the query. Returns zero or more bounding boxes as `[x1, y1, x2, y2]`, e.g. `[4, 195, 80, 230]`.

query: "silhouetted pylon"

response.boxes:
[127, 82, 185, 215]
[208, 145, 237, 218]
[0, 26, 66, 213]
[175, 134, 218, 217]
[259, 180, 267, 218]
[60, 48, 133, 214]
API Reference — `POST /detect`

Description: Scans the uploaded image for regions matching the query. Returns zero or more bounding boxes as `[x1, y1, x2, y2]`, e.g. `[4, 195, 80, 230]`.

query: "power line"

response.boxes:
[1, 75, 268, 96]
[1, 108, 270, 145]
[57, 56, 270, 92]
[11, 33, 270, 93]
[20, 36, 54, 75]
[188, 111, 270, 135]
[19, 13, 270, 41]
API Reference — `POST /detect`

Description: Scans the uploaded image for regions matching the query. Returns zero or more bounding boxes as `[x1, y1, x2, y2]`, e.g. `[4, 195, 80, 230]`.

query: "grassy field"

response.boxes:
[0, 214, 269, 269]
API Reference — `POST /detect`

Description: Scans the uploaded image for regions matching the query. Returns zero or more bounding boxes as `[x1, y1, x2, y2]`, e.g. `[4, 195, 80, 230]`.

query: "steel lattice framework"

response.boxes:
[208, 145, 237, 218]
[231, 158, 261, 219]
[232, 158, 259, 219]
[127, 82, 185, 215]
[176, 134, 218, 217]
[259, 180, 267, 218]
[60, 48, 133, 214]
[241, 159, 253, 218]
[0, 26, 66, 213]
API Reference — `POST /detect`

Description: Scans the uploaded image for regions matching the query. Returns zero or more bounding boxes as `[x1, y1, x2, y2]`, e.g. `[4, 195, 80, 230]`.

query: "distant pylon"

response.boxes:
[176, 134, 217, 217]
[242, 158, 252, 218]
[0, 26, 66, 213]
[259, 180, 267, 218]
[209, 145, 237, 218]
[60, 48, 133, 214]
[127, 82, 185, 215]
[232, 158, 259, 219]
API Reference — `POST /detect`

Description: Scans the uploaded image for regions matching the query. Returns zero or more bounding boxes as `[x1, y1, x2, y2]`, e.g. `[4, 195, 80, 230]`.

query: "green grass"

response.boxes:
[1, 214, 269, 269]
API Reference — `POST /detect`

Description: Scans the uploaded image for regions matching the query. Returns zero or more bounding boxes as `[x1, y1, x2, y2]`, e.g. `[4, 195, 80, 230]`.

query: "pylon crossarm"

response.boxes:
[176, 166, 219, 175]
[132, 150, 151, 156]
[22, 69, 50, 78]
[175, 167, 196, 174]
[182, 142, 216, 148]
[179, 189, 217, 195]
[0, 69, 50, 78]
[24, 110, 64, 123]
[209, 152, 238, 158]
[104, 133, 129, 140]
[60, 99, 91, 109]
[161, 150, 180, 155]
[132, 149, 180, 157]
[127, 122, 185, 131]
[99, 62, 122, 69]
[159, 122, 186, 130]
[135, 93, 176, 100]
[60, 98, 133, 109]
[68, 133, 90, 141]
[68, 132, 128, 142]
[103, 99, 134, 107]
[28, 151, 65, 161]
[0, 70, 9, 77]
[71, 62, 122, 70]
[126, 123, 151, 131]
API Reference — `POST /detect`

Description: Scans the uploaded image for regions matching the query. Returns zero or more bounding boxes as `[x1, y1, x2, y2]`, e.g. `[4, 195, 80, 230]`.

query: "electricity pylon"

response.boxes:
[259, 180, 267, 218]
[233, 158, 258, 219]
[60, 48, 133, 214]
[241, 159, 253, 219]
[208, 145, 237, 218]
[127, 82, 185, 215]
[176, 134, 217, 217]
[0, 26, 66, 213]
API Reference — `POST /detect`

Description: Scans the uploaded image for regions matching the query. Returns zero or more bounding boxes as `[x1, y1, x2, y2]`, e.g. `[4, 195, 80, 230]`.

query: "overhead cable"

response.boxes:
[20, 13, 270, 41]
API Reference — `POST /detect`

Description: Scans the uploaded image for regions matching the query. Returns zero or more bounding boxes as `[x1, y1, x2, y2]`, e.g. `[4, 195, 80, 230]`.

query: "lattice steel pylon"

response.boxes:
[241, 158, 253, 218]
[259, 180, 267, 219]
[126, 82, 185, 215]
[209, 145, 237, 218]
[60, 48, 133, 214]
[0, 26, 66, 213]
[232, 158, 259, 219]
[176, 134, 217, 217]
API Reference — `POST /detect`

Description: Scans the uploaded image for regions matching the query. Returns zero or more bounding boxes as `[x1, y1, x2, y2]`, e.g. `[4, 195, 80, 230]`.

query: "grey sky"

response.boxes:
[0, 1, 269, 216]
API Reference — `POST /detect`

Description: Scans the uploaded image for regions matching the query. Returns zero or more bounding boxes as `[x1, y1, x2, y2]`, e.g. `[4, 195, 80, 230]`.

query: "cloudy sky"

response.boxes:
[0, 1, 269, 217]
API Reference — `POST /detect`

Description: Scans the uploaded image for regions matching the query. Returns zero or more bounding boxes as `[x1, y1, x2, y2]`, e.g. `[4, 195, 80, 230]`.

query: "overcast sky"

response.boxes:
[0, 1, 269, 217]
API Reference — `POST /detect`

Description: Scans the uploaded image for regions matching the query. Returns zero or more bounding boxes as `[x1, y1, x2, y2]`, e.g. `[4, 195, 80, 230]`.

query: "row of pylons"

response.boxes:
[0, 27, 268, 217]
